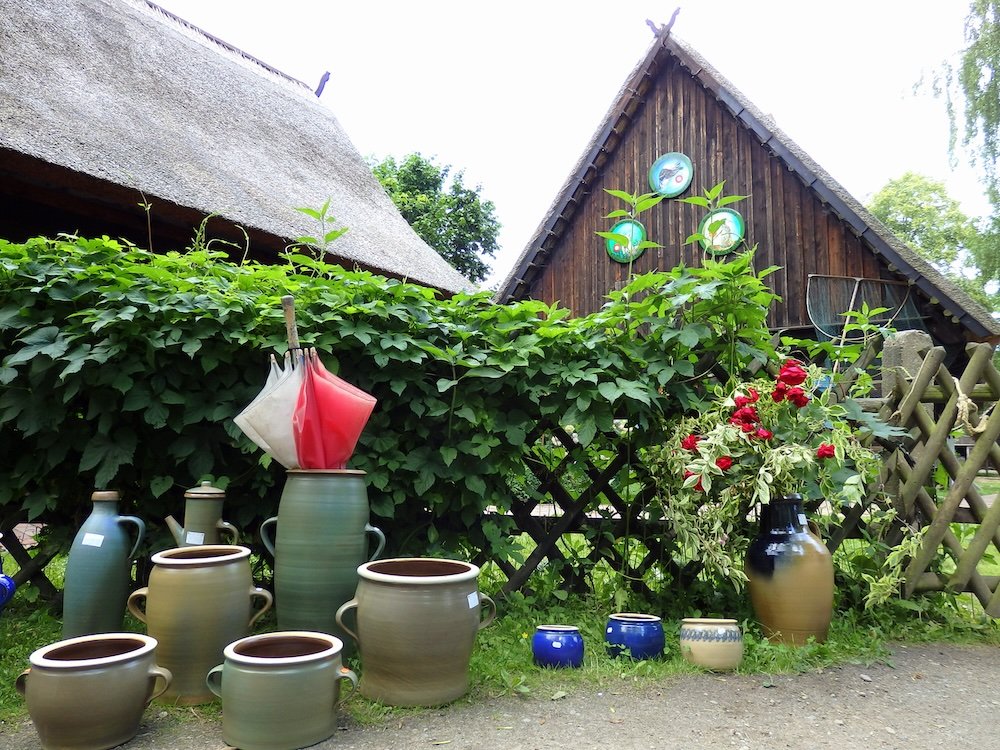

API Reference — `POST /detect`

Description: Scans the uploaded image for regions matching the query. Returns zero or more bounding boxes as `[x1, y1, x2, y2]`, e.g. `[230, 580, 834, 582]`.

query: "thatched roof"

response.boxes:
[0, 0, 471, 293]
[497, 28, 1000, 340]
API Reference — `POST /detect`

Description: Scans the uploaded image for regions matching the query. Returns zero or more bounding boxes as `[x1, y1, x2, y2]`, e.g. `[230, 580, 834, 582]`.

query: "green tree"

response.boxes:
[371, 153, 500, 284]
[868, 172, 998, 311]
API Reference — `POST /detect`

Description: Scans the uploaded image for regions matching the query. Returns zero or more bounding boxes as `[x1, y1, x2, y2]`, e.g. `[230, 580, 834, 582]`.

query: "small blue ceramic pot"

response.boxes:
[0, 573, 16, 611]
[605, 613, 664, 660]
[532, 625, 584, 668]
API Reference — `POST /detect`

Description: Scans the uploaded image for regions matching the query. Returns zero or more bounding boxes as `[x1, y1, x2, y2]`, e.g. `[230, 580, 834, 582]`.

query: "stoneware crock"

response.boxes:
[679, 618, 744, 671]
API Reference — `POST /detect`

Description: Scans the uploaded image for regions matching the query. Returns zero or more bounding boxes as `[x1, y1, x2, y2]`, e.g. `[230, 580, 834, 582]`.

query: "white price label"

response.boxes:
[467, 592, 479, 609]
[798, 514, 808, 527]
[81, 533, 104, 548]
[185, 531, 205, 544]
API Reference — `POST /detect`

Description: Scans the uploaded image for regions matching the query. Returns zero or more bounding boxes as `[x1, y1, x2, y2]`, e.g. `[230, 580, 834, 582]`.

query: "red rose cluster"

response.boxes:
[726, 387, 772, 440]
[771, 359, 810, 408]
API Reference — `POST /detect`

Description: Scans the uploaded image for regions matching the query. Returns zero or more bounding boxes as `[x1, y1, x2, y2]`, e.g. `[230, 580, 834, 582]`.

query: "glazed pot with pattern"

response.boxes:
[679, 618, 744, 671]
[127, 544, 272, 705]
[62, 490, 145, 638]
[206, 631, 357, 750]
[165, 480, 239, 547]
[260, 469, 385, 653]
[15, 633, 171, 750]
[605, 613, 665, 660]
[532, 625, 584, 668]
[745, 494, 834, 645]
[336, 558, 496, 706]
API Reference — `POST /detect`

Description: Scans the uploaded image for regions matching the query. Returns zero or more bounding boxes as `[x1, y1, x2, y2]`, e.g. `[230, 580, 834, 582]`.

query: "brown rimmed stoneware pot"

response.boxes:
[16, 633, 171, 750]
[336, 557, 495, 706]
[206, 631, 357, 750]
[679, 618, 744, 671]
[127, 544, 272, 704]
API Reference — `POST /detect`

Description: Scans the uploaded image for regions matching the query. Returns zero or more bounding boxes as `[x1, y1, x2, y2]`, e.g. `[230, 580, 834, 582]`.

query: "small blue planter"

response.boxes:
[605, 613, 664, 660]
[532, 625, 584, 668]
[0, 573, 16, 614]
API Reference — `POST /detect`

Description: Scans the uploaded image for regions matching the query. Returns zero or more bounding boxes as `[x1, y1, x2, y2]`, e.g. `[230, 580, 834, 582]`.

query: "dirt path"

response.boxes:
[4, 642, 997, 749]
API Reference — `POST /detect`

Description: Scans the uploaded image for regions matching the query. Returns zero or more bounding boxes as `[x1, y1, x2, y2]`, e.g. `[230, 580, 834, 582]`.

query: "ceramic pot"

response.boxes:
[336, 558, 496, 706]
[745, 494, 834, 645]
[260, 469, 385, 653]
[679, 618, 744, 671]
[15, 633, 171, 750]
[605, 613, 665, 660]
[206, 631, 357, 750]
[0, 572, 15, 612]
[127, 544, 272, 704]
[62, 490, 145, 638]
[532, 625, 584, 668]
[165, 480, 239, 547]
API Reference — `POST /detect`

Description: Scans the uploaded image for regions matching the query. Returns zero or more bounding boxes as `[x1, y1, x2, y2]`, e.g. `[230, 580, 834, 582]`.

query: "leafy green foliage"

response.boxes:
[370, 153, 500, 283]
[0, 234, 777, 561]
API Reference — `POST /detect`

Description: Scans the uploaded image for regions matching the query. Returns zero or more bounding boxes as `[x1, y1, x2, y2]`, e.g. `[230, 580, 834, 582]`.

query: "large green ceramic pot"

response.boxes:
[260, 469, 385, 652]
[62, 490, 145, 638]
[206, 631, 357, 750]
[745, 494, 834, 645]
[336, 558, 496, 707]
[15, 633, 171, 750]
[164, 480, 239, 547]
[127, 545, 272, 705]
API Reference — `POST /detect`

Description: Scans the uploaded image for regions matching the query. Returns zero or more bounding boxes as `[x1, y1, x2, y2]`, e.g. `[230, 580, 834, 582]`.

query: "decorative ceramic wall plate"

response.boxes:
[605, 219, 647, 263]
[698, 208, 745, 255]
[648, 152, 693, 197]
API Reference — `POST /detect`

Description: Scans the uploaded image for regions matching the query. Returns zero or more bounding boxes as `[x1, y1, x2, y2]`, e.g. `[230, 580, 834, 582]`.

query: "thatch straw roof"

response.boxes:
[497, 28, 999, 340]
[0, 0, 471, 293]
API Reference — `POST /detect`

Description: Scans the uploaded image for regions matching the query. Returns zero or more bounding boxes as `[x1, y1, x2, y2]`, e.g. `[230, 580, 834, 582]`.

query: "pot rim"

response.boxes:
[681, 617, 740, 626]
[30, 633, 157, 669]
[150, 544, 250, 566]
[223, 631, 344, 665]
[609, 612, 662, 623]
[535, 625, 581, 633]
[285, 469, 366, 476]
[358, 557, 480, 584]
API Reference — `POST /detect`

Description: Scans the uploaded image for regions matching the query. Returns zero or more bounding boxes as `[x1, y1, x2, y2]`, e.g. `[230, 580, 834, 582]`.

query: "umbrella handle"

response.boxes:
[281, 295, 300, 350]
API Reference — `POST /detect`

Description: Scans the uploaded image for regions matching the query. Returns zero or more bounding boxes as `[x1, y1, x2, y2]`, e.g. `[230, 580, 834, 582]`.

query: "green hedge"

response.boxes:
[0, 235, 778, 558]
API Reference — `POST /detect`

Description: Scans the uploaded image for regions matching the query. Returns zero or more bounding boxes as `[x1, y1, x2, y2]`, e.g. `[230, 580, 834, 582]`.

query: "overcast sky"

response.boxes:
[152, 0, 986, 288]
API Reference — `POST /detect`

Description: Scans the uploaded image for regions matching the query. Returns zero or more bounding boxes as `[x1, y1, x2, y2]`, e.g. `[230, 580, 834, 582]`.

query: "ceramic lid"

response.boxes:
[185, 480, 225, 499]
[90, 490, 120, 502]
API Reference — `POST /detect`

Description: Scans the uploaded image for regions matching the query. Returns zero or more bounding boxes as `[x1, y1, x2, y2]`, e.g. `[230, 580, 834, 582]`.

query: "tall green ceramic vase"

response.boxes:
[336, 558, 496, 706]
[62, 491, 145, 638]
[260, 470, 385, 652]
[127, 545, 272, 705]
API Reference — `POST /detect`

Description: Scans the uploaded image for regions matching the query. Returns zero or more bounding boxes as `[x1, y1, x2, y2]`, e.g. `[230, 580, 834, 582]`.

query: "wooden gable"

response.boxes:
[498, 30, 999, 349]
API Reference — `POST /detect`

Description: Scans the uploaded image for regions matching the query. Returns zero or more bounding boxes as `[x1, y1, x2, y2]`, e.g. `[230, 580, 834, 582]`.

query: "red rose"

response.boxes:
[747, 388, 760, 403]
[715, 456, 733, 471]
[817, 443, 836, 459]
[778, 361, 808, 386]
[681, 434, 701, 451]
[771, 382, 789, 402]
[755, 428, 773, 440]
[734, 394, 751, 408]
[732, 406, 759, 423]
[683, 470, 704, 492]
[739, 422, 756, 433]
[786, 387, 810, 408]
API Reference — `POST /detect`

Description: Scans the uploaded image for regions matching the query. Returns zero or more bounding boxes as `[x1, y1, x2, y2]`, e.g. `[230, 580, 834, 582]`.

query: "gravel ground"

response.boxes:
[4, 642, 997, 750]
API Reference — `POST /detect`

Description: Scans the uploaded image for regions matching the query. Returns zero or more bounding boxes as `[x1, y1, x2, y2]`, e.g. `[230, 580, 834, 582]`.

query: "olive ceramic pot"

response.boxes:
[165, 481, 239, 547]
[260, 469, 385, 653]
[206, 631, 357, 750]
[336, 558, 496, 706]
[745, 494, 834, 645]
[679, 618, 744, 671]
[15, 633, 171, 750]
[532, 625, 584, 668]
[605, 613, 665, 660]
[127, 544, 272, 704]
[62, 490, 145, 638]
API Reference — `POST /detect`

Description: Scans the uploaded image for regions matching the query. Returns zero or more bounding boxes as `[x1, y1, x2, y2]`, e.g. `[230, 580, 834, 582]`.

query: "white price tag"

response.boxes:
[798, 513, 808, 527]
[185, 531, 205, 544]
[467, 591, 479, 609]
[81, 533, 104, 547]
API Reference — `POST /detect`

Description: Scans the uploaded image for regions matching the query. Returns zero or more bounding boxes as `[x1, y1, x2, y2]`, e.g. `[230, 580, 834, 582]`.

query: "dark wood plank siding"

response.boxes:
[526, 55, 889, 332]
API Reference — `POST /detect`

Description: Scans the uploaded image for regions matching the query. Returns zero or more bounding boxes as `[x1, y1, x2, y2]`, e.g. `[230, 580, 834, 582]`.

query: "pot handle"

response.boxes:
[127, 587, 149, 623]
[259, 516, 278, 557]
[478, 594, 496, 630]
[217, 521, 240, 546]
[335, 666, 358, 705]
[15, 669, 29, 696]
[146, 665, 172, 704]
[206, 665, 223, 699]
[335, 599, 359, 645]
[807, 520, 822, 539]
[118, 515, 146, 560]
[248, 587, 274, 628]
[365, 523, 386, 562]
